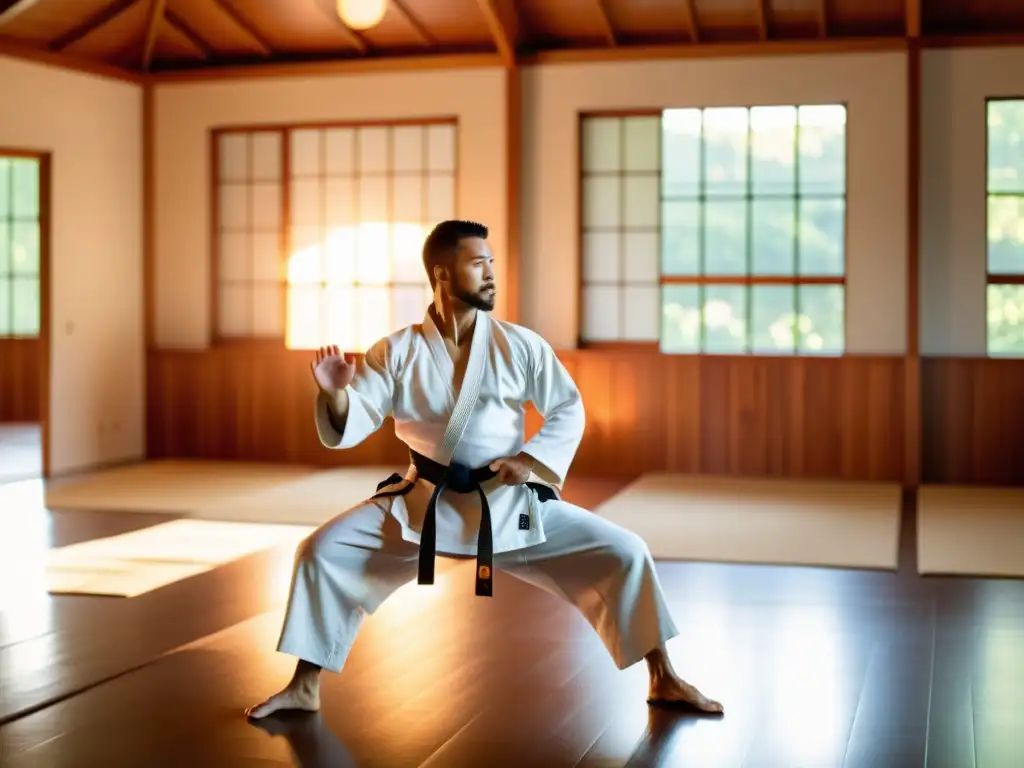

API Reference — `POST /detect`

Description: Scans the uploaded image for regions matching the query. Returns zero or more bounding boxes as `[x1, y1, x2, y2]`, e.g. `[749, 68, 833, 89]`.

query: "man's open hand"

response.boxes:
[489, 453, 536, 485]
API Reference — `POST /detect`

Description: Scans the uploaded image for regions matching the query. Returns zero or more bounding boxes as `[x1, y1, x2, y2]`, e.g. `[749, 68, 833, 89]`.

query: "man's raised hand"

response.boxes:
[310, 345, 357, 395]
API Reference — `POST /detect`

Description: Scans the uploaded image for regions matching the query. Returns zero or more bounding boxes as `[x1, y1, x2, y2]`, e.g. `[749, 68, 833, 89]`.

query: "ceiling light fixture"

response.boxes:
[336, 0, 387, 31]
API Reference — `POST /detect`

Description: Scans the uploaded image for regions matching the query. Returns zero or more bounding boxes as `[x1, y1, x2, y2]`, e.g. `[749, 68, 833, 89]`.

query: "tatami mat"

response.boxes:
[43, 460, 406, 526]
[594, 474, 902, 570]
[917, 486, 1024, 577]
[41, 461, 906, 572]
[46, 519, 314, 597]
[193, 466, 407, 525]
[43, 460, 320, 513]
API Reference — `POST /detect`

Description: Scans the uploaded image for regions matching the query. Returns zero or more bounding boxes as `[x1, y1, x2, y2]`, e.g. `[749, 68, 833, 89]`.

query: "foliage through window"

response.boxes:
[0, 156, 42, 339]
[580, 106, 847, 354]
[987, 99, 1024, 357]
[214, 120, 456, 352]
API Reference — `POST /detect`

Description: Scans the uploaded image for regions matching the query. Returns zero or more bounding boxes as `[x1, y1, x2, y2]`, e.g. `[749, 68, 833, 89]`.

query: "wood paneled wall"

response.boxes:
[146, 347, 909, 483]
[0, 339, 42, 422]
[921, 357, 1024, 486]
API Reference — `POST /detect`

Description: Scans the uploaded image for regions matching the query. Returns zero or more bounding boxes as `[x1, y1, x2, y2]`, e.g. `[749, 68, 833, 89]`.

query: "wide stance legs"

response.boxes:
[246, 498, 722, 719]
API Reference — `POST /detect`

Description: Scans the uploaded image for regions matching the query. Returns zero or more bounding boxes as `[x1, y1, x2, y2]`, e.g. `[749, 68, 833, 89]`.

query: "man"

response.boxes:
[247, 220, 722, 719]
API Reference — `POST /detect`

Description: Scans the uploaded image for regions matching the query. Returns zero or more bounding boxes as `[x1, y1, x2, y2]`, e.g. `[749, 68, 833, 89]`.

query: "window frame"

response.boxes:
[0, 148, 47, 341]
[577, 106, 850, 356]
[209, 117, 459, 351]
[984, 96, 1024, 359]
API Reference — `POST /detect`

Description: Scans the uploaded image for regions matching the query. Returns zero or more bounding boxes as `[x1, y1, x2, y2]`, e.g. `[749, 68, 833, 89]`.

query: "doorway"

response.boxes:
[0, 151, 49, 485]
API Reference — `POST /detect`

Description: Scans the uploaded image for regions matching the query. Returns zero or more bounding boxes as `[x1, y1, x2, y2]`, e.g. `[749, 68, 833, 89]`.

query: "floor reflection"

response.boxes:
[249, 705, 727, 768]
[250, 712, 359, 768]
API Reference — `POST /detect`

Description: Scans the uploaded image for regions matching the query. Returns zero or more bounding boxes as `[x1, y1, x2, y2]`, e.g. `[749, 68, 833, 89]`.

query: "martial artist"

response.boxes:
[247, 220, 722, 718]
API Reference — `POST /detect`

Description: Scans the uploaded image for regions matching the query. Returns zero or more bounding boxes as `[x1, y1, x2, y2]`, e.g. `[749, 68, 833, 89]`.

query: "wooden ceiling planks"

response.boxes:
[0, 0, 1020, 80]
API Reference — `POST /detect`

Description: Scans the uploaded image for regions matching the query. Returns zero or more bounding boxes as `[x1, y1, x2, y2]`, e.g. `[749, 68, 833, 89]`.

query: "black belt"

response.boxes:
[371, 450, 557, 598]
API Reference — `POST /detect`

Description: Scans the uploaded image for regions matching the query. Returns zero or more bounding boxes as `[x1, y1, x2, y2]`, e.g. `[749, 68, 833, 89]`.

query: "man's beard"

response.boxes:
[452, 283, 496, 311]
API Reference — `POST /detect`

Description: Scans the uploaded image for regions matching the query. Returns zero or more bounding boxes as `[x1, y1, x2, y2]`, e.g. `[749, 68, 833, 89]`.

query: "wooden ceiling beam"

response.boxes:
[523, 36, 906, 65]
[594, 0, 617, 46]
[140, 0, 165, 70]
[313, 0, 368, 54]
[0, 0, 43, 26]
[683, 0, 700, 43]
[389, 0, 434, 47]
[756, 0, 769, 40]
[906, 0, 921, 37]
[50, 0, 139, 51]
[475, 0, 518, 67]
[0, 33, 144, 82]
[210, 0, 273, 57]
[164, 9, 215, 58]
[818, 0, 828, 38]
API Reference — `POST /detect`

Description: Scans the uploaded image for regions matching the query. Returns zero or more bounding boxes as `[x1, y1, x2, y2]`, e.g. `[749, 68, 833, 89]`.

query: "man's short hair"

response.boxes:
[422, 220, 488, 289]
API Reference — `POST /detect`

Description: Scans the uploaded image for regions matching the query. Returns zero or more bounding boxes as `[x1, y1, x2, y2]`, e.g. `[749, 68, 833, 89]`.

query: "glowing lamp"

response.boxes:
[336, 0, 387, 30]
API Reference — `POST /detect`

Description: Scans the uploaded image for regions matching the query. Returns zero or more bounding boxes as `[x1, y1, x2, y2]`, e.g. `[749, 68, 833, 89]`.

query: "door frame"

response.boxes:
[1, 148, 51, 478]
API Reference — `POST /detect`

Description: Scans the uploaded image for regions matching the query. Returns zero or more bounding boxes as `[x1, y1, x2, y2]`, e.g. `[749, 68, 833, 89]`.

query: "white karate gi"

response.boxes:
[276, 310, 679, 673]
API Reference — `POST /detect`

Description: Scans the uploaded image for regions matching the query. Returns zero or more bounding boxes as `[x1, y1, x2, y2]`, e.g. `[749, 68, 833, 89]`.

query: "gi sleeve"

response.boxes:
[521, 334, 585, 489]
[314, 337, 395, 450]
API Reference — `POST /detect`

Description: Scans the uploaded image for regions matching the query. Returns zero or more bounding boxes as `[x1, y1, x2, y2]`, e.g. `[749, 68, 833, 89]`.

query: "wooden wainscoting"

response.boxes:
[147, 347, 906, 482]
[922, 357, 1024, 486]
[0, 338, 42, 422]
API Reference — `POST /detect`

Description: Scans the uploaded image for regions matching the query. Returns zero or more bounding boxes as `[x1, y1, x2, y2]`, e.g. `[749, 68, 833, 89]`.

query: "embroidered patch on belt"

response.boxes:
[518, 513, 531, 531]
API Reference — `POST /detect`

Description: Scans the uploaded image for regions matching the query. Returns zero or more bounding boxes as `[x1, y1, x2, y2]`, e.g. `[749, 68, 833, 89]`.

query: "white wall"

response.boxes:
[920, 47, 1024, 356]
[521, 52, 909, 351]
[0, 56, 143, 475]
[153, 67, 508, 349]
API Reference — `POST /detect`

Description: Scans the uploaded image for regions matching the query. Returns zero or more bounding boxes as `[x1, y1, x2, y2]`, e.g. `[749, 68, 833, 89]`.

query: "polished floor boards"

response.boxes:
[1, 482, 1023, 766]
[0, 424, 41, 484]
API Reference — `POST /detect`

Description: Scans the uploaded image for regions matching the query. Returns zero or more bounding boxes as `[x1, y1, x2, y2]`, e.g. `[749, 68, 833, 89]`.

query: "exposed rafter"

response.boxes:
[475, 0, 517, 67]
[756, 0, 769, 40]
[140, 0, 165, 70]
[210, 0, 273, 57]
[682, 0, 700, 43]
[313, 0, 369, 54]
[49, 0, 138, 51]
[0, 0, 43, 25]
[594, 0, 617, 46]
[164, 9, 214, 59]
[390, 0, 434, 47]
[906, 0, 921, 37]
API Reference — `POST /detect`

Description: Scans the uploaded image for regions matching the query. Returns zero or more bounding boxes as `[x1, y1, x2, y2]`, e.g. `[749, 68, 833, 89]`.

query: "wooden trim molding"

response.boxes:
[904, 37, 921, 489]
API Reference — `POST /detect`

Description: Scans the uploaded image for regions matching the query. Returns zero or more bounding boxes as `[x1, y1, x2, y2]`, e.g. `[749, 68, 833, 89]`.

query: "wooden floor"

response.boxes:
[1, 477, 1023, 767]
[0, 424, 41, 484]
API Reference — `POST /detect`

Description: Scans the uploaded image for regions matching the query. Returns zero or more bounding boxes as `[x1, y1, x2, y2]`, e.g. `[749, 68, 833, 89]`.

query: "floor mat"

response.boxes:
[594, 473, 902, 570]
[917, 485, 1024, 577]
[42, 459, 319, 512]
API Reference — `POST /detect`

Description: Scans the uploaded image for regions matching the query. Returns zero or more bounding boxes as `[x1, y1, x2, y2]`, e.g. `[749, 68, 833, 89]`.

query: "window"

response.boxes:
[214, 120, 456, 351]
[580, 105, 847, 355]
[215, 131, 285, 340]
[986, 99, 1024, 357]
[0, 155, 42, 338]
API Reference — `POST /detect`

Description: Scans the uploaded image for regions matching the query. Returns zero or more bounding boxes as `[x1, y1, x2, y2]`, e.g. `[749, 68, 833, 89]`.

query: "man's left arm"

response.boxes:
[516, 336, 586, 489]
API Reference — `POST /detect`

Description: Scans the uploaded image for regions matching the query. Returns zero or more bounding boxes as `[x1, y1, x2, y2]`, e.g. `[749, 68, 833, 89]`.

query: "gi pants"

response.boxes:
[276, 497, 680, 673]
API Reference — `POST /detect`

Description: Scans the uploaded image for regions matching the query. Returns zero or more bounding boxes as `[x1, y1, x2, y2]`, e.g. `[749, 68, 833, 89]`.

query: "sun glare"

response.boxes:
[286, 221, 433, 352]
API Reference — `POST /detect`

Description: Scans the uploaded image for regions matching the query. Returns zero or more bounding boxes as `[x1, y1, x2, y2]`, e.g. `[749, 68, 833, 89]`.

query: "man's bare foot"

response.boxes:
[647, 675, 724, 714]
[643, 645, 724, 714]
[246, 662, 322, 719]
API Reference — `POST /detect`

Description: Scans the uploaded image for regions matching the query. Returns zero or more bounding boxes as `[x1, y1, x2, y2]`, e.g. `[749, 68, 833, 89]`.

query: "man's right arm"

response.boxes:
[315, 339, 394, 450]
[324, 389, 349, 435]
